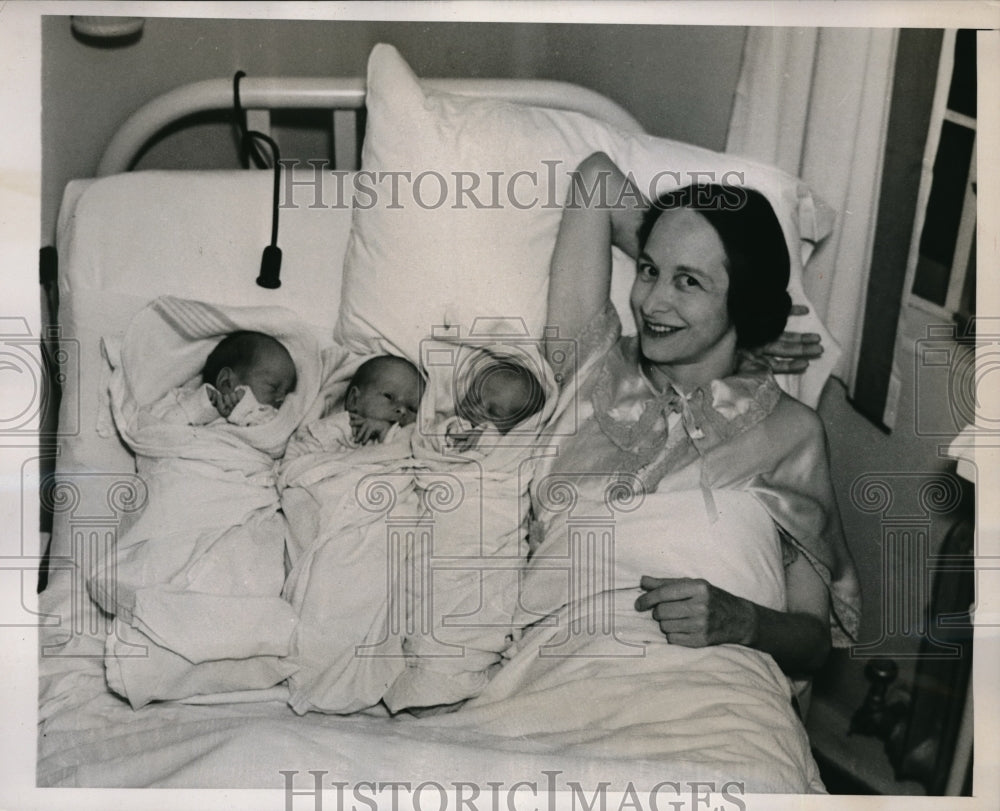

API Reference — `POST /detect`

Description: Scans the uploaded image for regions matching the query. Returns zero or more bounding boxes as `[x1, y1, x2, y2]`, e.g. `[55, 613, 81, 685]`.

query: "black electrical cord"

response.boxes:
[234, 70, 269, 170]
[233, 71, 282, 288]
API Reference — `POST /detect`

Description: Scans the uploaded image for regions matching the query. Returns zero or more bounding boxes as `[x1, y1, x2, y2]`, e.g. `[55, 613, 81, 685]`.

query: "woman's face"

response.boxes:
[629, 208, 737, 390]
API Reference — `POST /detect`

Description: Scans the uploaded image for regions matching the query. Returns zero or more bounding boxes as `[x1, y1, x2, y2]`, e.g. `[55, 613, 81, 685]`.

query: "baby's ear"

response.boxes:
[344, 385, 359, 411]
[215, 367, 236, 393]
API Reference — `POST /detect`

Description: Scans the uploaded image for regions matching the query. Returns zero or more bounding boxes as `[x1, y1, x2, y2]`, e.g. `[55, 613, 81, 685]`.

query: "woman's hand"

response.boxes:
[634, 575, 756, 648]
[755, 304, 824, 374]
[635, 553, 834, 675]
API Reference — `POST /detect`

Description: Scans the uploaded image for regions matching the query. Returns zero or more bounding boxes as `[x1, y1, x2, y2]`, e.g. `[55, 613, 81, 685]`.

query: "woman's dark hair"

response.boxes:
[637, 184, 791, 349]
[202, 331, 281, 386]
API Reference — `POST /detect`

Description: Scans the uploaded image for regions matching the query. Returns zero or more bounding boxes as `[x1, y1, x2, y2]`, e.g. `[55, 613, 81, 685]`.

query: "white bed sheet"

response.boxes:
[38, 562, 822, 793]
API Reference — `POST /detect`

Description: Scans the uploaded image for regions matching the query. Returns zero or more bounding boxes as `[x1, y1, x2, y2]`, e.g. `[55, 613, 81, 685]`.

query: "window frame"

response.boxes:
[905, 28, 977, 322]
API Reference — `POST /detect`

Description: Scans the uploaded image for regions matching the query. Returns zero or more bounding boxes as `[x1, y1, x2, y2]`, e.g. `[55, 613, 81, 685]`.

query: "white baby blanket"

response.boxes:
[91, 296, 335, 708]
[278, 415, 419, 714]
[383, 342, 560, 711]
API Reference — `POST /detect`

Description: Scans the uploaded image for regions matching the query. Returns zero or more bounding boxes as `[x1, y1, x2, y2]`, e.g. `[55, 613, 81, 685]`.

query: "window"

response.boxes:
[908, 29, 977, 329]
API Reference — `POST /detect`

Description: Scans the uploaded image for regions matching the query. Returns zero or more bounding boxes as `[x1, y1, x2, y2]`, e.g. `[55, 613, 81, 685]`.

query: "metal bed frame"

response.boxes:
[97, 75, 646, 176]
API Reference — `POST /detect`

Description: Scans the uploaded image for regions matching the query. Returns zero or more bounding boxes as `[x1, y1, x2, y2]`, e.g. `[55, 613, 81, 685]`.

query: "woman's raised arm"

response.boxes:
[545, 153, 647, 362]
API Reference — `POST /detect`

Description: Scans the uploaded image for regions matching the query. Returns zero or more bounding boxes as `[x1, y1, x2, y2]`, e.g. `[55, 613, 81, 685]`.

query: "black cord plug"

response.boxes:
[257, 245, 282, 289]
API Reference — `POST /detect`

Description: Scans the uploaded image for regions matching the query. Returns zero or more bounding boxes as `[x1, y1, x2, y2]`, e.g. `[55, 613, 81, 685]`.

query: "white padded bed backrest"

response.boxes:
[57, 169, 351, 321]
[50, 169, 354, 563]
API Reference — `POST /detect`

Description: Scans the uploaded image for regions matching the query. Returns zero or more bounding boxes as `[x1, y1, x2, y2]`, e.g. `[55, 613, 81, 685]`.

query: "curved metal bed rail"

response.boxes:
[96, 75, 646, 176]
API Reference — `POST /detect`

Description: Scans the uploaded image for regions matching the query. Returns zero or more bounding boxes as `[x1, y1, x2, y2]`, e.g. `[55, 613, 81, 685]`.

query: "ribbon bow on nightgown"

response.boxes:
[588, 346, 780, 515]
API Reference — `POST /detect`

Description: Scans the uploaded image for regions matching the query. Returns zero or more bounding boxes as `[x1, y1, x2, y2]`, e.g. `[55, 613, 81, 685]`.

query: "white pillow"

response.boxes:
[336, 43, 837, 405]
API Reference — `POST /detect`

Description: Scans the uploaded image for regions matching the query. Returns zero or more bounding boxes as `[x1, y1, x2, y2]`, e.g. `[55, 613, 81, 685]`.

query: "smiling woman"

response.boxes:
[639, 183, 793, 353]
[539, 150, 861, 676]
[632, 206, 737, 390]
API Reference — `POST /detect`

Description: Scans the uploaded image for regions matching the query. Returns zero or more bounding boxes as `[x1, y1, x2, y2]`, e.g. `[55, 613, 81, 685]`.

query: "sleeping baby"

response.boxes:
[444, 356, 546, 451]
[383, 349, 553, 713]
[147, 330, 297, 427]
[91, 297, 325, 709]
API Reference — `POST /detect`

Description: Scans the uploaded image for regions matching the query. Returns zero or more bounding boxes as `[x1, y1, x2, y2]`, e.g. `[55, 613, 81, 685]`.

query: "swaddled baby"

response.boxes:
[277, 354, 427, 715]
[92, 300, 323, 709]
[147, 330, 296, 427]
[444, 357, 546, 451]
[285, 354, 421, 460]
[384, 351, 549, 713]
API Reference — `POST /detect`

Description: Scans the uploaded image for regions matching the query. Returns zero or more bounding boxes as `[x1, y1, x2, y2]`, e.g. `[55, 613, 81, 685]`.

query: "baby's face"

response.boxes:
[458, 369, 534, 434]
[348, 364, 421, 426]
[237, 343, 297, 408]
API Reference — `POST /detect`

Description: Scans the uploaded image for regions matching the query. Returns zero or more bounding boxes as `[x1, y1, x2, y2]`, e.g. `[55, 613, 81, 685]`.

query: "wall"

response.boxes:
[42, 15, 747, 242]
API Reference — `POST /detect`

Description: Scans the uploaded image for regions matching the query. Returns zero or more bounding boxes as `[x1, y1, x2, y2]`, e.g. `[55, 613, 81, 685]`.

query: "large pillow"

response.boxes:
[336, 43, 837, 405]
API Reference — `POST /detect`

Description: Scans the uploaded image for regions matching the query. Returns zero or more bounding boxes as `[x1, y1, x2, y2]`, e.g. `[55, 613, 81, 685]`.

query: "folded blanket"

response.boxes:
[90, 296, 337, 708]
[383, 342, 559, 712]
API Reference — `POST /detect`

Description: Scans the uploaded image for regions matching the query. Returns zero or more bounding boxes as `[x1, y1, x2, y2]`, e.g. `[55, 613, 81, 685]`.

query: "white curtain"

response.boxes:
[727, 27, 898, 390]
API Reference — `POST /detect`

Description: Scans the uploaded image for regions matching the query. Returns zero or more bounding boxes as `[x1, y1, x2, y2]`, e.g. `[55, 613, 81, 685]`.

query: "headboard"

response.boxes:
[97, 75, 646, 175]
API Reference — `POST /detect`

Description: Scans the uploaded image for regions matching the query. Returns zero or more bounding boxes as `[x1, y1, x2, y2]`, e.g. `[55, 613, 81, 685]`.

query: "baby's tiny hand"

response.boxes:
[446, 423, 484, 452]
[207, 386, 224, 415]
[350, 414, 393, 445]
[209, 385, 244, 417]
